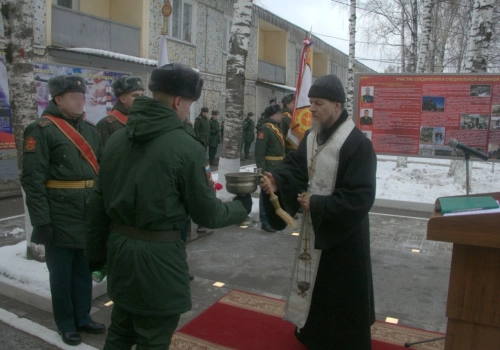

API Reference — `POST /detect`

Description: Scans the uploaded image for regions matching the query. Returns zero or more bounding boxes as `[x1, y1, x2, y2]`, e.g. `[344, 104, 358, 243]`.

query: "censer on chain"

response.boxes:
[296, 192, 312, 298]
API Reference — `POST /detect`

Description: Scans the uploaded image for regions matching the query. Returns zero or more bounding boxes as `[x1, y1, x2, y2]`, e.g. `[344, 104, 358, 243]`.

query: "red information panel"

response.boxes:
[355, 74, 500, 160]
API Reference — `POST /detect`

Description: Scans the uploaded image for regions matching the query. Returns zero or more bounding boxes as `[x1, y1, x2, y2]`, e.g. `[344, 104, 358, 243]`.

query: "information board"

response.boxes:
[354, 74, 500, 160]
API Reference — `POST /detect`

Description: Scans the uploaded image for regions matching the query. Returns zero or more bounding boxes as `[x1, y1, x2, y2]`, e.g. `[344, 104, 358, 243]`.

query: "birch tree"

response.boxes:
[1, 0, 43, 261]
[463, 0, 495, 72]
[346, 0, 356, 116]
[416, 0, 435, 72]
[217, 0, 253, 199]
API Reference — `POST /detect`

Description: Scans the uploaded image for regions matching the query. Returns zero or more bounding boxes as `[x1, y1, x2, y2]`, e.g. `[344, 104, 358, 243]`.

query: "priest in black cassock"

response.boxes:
[260, 74, 377, 349]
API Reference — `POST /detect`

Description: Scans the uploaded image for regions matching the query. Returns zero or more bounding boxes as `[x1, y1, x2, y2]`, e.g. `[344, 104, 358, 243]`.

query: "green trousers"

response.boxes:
[104, 304, 180, 349]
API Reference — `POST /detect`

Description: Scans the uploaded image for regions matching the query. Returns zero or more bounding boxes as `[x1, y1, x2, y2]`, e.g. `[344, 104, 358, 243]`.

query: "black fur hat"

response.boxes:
[48, 75, 86, 97]
[201, 107, 209, 113]
[247, 112, 254, 117]
[211, 110, 219, 115]
[112, 76, 144, 97]
[263, 104, 282, 118]
[148, 63, 203, 100]
[281, 93, 295, 105]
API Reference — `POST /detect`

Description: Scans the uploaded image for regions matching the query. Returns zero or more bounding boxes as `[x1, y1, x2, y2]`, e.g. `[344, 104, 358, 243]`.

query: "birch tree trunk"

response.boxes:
[449, 0, 494, 189]
[218, 0, 253, 200]
[463, 0, 495, 72]
[346, 0, 356, 116]
[417, 0, 435, 73]
[1, 0, 44, 261]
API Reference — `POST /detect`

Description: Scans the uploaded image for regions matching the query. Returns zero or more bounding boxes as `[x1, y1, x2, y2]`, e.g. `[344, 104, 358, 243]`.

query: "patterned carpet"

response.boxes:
[170, 290, 445, 349]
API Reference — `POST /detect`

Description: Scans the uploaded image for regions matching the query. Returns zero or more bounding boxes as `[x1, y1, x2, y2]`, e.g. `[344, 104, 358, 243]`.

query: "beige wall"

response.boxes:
[258, 29, 287, 67]
[313, 53, 328, 77]
[80, 0, 111, 19]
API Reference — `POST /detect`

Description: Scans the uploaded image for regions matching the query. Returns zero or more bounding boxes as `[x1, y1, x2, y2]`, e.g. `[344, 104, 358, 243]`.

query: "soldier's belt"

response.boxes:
[114, 223, 181, 243]
[264, 156, 284, 161]
[45, 179, 94, 189]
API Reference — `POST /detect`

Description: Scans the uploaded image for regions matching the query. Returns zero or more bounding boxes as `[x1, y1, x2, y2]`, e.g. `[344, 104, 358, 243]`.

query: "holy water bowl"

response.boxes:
[225, 172, 259, 195]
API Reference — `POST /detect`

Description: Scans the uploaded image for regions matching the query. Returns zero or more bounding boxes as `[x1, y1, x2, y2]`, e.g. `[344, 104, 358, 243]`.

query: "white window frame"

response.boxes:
[223, 17, 233, 53]
[55, 0, 79, 10]
[168, 0, 196, 45]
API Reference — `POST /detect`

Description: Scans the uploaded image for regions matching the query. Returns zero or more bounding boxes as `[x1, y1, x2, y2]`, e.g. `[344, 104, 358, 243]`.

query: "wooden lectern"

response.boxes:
[427, 192, 500, 349]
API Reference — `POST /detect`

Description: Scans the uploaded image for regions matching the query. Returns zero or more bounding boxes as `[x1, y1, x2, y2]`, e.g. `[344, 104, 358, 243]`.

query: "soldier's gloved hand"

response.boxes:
[89, 259, 106, 273]
[233, 194, 252, 215]
[31, 224, 53, 245]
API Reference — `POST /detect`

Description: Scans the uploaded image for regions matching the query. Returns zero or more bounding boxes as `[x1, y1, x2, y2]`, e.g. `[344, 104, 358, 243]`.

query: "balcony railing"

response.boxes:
[51, 5, 141, 57]
[258, 60, 286, 84]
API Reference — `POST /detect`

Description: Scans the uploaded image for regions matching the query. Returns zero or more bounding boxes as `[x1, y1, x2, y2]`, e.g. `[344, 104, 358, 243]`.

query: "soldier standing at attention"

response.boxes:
[280, 93, 296, 154]
[21, 75, 105, 346]
[255, 104, 284, 232]
[85, 63, 251, 349]
[208, 110, 221, 166]
[242, 112, 255, 160]
[96, 76, 144, 148]
[194, 106, 210, 157]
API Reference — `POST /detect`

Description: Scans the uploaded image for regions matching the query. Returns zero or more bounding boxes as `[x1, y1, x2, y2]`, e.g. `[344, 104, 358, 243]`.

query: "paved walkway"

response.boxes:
[0, 197, 451, 349]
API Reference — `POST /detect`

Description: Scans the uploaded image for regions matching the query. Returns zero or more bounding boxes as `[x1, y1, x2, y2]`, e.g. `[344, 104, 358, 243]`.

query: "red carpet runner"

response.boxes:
[170, 290, 445, 349]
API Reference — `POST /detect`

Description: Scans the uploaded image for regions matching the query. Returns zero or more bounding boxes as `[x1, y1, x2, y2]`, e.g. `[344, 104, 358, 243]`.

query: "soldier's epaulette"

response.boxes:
[106, 115, 118, 124]
[84, 119, 96, 127]
[38, 118, 53, 128]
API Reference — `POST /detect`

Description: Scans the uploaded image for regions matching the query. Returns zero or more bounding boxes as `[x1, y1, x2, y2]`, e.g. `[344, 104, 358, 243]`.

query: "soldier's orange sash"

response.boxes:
[44, 116, 99, 175]
[108, 110, 128, 125]
[264, 123, 285, 150]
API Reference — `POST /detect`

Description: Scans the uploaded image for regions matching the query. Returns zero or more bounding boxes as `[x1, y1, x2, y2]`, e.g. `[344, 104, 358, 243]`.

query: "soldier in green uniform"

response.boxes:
[85, 63, 252, 349]
[21, 75, 105, 346]
[255, 104, 284, 232]
[280, 93, 296, 154]
[242, 112, 255, 160]
[96, 76, 144, 148]
[256, 112, 265, 131]
[208, 110, 221, 166]
[194, 106, 210, 156]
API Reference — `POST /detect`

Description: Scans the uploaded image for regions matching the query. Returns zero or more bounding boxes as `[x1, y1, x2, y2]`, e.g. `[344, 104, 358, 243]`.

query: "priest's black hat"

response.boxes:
[148, 63, 203, 100]
[112, 76, 144, 97]
[308, 74, 346, 103]
[48, 75, 86, 97]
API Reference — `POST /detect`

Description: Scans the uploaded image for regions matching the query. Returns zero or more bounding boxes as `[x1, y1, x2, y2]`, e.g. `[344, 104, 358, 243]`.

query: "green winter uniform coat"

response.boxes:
[281, 106, 296, 153]
[21, 100, 101, 249]
[243, 118, 255, 143]
[209, 118, 221, 147]
[85, 96, 248, 316]
[183, 118, 195, 136]
[96, 100, 128, 148]
[256, 116, 265, 131]
[194, 115, 210, 146]
[255, 118, 285, 173]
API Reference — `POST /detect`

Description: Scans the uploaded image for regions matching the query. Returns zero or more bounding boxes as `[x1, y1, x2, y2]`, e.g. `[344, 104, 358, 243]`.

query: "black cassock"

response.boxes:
[263, 111, 377, 349]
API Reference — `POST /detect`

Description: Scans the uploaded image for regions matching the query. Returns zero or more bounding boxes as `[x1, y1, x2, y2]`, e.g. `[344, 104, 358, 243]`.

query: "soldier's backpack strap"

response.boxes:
[264, 123, 285, 150]
[44, 115, 100, 175]
[107, 110, 128, 125]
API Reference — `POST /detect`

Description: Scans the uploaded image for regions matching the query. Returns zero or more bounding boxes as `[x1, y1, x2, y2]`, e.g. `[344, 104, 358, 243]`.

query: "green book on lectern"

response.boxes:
[438, 196, 499, 214]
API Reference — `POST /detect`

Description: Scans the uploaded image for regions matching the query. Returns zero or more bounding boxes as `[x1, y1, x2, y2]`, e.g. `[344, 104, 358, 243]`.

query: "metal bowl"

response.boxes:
[225, 172, 259, 195]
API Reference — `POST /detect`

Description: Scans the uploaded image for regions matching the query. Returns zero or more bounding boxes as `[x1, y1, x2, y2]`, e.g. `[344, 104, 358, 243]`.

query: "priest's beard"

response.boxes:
[311, 118, 324, 134]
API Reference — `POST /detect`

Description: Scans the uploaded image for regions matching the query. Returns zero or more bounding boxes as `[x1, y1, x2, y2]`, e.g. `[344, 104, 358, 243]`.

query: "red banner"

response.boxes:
[356, 74, 500, 160]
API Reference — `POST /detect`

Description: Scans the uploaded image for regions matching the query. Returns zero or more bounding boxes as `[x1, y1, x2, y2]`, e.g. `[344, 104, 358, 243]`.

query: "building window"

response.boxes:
[295, 47, 302, 72]
[171, 0, 194, 43]
[223, 18, 232, 52]
[56, 0, 79, 10]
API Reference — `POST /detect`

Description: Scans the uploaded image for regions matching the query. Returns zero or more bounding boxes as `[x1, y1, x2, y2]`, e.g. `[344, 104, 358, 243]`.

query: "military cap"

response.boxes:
[112, 76, 144, 97]
[282, 93, 295, 105]
[148, 63, 203, 100]
[201, 107, 209, 112]
[48, 75, 86, 97]
[247, 112, 254, 117]
[263, 104, 281, 118]
[308, 74, 346, 103]
[269, 97, 276, 104]
[211, 110, 219, 115]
